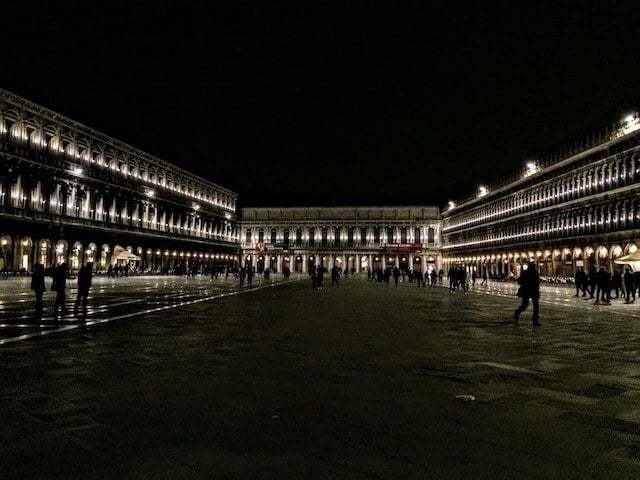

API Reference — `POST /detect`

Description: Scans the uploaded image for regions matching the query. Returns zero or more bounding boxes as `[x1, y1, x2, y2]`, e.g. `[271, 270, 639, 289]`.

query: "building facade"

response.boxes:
[239, 206, 441, 274]
[442, 114, 640, 278]
[0, 89, 239, 273]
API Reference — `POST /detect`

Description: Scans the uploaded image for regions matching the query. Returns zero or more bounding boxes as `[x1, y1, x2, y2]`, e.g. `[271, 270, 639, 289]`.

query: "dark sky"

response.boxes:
[3, 1, 640, 208]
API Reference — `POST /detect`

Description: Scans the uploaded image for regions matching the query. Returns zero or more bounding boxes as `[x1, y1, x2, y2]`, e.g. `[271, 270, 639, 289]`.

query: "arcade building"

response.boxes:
[0, 89, 239, 273]
[239, 207, 442, 274]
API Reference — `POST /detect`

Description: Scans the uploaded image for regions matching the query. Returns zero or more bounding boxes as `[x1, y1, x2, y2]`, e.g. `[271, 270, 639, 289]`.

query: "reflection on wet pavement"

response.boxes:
[0, 275, 295, 344]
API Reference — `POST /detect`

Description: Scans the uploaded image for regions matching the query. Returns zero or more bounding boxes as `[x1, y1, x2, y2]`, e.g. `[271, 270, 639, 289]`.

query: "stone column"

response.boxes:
[355, 255, 360, 273]
[408, 254, 413, 271]
[368, 254, 373, 271]
[302, 254, 307, 274]
[251, 254, 257, 271]
[422, 255, 427, 274]
[395, 255, 400, 268]
[382, 256, 386, 269]
[276, 255, 282, 273]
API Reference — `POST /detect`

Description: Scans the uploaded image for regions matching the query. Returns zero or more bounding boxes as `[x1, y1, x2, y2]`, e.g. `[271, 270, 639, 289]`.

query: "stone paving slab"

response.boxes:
[2, 278, 640, 478]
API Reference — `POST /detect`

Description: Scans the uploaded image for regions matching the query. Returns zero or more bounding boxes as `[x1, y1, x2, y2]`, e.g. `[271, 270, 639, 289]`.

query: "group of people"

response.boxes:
[30, 262, 93, 319]
[366, 267, 444, 287]
[574, 266, 640, 304]
[448, 266, 487, 293]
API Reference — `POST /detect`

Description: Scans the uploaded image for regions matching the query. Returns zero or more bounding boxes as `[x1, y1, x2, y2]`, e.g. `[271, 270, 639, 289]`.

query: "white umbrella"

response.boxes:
[614, 251, 640, 271]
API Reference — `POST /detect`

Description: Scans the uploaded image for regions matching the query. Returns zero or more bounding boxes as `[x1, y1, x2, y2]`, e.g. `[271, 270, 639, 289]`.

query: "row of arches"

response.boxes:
[243, 224, 439, 249]
[444, 242, 639, 278]
[0, 234, 239, 274]
[445, 197, 640, 249]
[0, 94, 235, 211]
[0, 174, 239, 243]
[445, 145, 640, 232]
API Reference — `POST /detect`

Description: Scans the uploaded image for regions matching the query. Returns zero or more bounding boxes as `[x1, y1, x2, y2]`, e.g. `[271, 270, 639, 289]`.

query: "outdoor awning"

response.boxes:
[614, 251, 640, 270]
[114, 251, 141, 262]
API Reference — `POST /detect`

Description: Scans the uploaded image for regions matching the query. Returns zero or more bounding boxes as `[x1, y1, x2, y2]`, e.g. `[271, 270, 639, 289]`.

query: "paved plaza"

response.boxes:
[2, 276, 640, 479]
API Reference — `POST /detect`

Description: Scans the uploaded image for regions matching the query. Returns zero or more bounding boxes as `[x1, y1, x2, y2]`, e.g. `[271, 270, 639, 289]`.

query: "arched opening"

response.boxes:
[54, 240, 68, 266]
[37, 239, 52, 267]
[0, 236, 13, 271]
[85, 242, 97, 265]
[70, 241, 83, 270]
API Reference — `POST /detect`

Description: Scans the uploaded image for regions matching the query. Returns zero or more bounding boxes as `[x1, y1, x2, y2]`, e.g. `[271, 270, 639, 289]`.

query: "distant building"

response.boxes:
[442, 113, 640, 278]
[239, 206, 441, 273]
[0, 89, 239, 273]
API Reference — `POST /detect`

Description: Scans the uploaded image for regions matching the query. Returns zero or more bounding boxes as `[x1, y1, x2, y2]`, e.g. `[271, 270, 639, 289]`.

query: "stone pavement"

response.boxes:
[0, 274, 288, 344]
[1, 277, 640, 479]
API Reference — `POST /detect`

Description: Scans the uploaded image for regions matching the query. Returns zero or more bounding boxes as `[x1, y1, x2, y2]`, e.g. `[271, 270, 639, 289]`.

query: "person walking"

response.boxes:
[574, 267, 586, 297]
[514, 261, 540, 326]
[587, 266, 597, 299]
[392, 266, 400, 287]
[74, 262, 93, 315]
[247, 266, 254, 288]
[480, 269, 488, 286]
[624, 267, 634, 303]
[331, 265, 340, 286]
[612, 269, 623, 300]
[52, 262, 69, 319]
[595, 267, 611, 305]
[471, 270, 477, 287]
[430, 269, 437, 287]
[31, 263, 46, 318]
[239, 266, 246, 288]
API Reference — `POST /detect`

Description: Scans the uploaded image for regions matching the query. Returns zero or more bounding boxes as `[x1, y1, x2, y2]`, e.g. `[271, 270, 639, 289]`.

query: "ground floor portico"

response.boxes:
[0, 219, 239, 274]
[241, 249, 441, 274]
[443, 237, 640, 279]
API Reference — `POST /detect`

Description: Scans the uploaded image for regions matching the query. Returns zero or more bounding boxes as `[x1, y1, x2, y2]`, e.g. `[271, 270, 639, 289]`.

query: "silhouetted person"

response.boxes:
[514, 262, 540, 326]
[612, 269, 623, 299]
[392, 266, 400, 287]
[472, 270, 477, 286]
[31, 263, 46, 318]
[331, 265, 340, 286]
[587, 266, 597, 299]
[624, 267, 634, 303]
[239, 266, 246, 288]
[247, 266, 254, 288]
[595, 267, 610, 305]
[74, 263, 93, 315]
[52, 262, 69, 319]
[575, 267, 587, 297]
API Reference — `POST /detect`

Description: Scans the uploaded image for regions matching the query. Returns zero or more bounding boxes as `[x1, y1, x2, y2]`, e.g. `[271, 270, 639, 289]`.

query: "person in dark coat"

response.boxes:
[392, 266, 400, 287]
[595, 267, 611, 305]
[31, 263, 46, 317]
[52, 262, 69, 319]
[574, 267, 586, 297]
[624, 267, 635, 303]
[74, 262, 93, 315]
[587, 266, 598, 299]
[612, 269, 623, 299]
[514, 262, 540, 326]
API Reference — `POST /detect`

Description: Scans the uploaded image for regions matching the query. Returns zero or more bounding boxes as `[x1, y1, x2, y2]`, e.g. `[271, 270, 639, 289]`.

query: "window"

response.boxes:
[360, 227, 367, 245]
[258, 229, 264, 243]
[283, 228, 289, 245]
[309, 228, 315, 247]
[348, 227, 354, 247]
[270, 229, 277, 244]
[296, 228, 302, 246]
[427, 227, 435, 245]
[400, 227, 407, 244]
[414, 227, 421, 244]
[374, 227, 380, 244]
[245, 228, 252, 244]
[321, 227, 328, 247]
[386, 227, 394, 244]
[334, 227, 340, 247]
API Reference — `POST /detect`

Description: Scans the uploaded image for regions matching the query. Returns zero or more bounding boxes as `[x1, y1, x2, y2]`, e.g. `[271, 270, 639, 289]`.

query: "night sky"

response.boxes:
[3, 1, 640, 208]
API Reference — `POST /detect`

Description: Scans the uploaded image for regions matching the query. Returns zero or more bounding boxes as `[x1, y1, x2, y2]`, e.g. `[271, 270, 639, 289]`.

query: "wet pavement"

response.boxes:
[2, 275, 640, 478]
[0, 274, 291, 345]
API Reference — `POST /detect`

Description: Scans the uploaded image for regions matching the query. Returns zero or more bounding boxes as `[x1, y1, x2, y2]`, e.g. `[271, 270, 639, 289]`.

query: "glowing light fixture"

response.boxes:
[478, 185, 488, 197]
